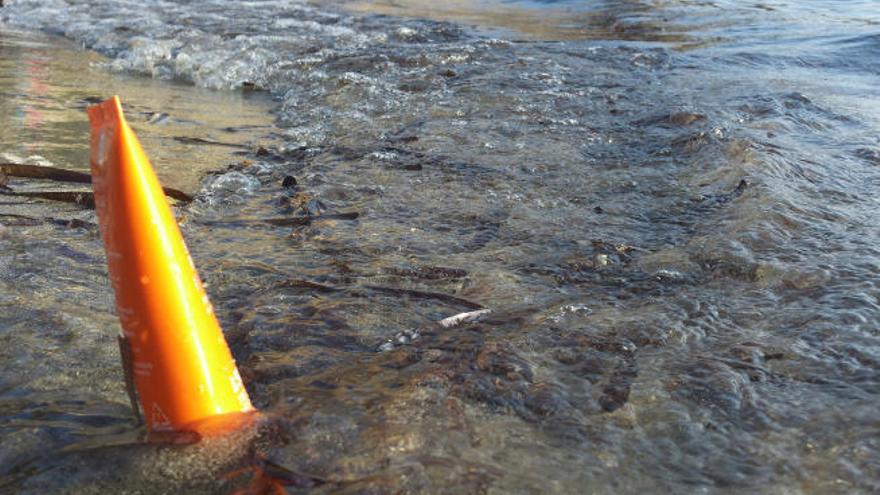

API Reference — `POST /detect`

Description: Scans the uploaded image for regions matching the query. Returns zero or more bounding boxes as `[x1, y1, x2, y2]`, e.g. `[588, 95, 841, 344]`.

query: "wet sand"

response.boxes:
[0, 26, 276, 193]
[321, 0, 705, 43]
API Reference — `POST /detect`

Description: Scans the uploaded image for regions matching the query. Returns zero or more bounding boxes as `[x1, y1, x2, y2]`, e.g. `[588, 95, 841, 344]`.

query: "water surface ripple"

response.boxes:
[1, 0, 878, 493]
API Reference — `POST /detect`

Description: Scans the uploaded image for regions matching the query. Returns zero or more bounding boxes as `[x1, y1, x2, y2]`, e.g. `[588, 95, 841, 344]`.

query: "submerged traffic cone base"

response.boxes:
[88, 96, 253, 435]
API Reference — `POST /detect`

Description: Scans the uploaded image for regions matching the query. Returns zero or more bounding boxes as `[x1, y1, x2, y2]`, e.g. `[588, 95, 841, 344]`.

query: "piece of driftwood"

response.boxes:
[385, 265, 468, 280]
[271, 278, 341, 293]
[0, 163, 193, 202]
[246, 272, 483, 312]
[172, 136, 248, 149]
[0, 213, 96, 229]
[1, 190, 95, 208]
[0, 213, 42, 226]
[226, 260, 482, 311]
[362, 285, 485, 310]
[202, 212, 360, 228]
[0, 163, 91, 183]
[262, 212, 360, 226]
[267, 278, 484, 310]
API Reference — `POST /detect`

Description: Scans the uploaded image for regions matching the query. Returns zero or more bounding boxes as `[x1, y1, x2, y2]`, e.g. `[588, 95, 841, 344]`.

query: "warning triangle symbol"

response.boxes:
[151, 403, 171, 428]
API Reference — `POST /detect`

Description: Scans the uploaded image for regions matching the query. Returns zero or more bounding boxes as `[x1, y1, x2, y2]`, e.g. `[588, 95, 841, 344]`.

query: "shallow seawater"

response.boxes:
[1, 0, 879, 493]
[0, 26, 276, 192]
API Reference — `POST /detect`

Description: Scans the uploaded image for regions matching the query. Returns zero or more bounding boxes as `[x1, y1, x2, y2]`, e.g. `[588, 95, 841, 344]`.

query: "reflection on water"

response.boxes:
[1, 0, 879, 494]
[0, 27, 276, 192]
[326, 0, 703, 42]
[326, 0, 752, 44]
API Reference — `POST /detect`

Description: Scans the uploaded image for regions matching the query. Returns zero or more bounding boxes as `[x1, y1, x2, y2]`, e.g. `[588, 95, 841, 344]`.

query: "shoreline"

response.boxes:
[0, 25, 277, 194]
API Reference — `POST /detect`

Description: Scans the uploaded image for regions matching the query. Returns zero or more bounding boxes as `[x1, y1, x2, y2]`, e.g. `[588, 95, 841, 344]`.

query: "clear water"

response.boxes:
[0, 0, 878, 493]
[0, 26, 277, 191]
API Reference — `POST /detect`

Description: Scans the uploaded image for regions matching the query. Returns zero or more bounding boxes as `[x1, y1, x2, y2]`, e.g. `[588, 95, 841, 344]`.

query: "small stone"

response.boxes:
[669, 112, 705, 126]
[553, 348, 580, 365]
[281, 175, 297, 189]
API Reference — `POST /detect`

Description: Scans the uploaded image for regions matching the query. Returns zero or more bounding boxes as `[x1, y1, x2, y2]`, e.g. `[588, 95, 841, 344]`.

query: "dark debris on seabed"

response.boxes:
[0, 161, 192, 226]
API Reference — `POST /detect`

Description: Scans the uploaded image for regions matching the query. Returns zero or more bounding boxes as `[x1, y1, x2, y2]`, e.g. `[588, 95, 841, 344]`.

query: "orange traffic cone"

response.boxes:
[88, 96, 253, 435]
